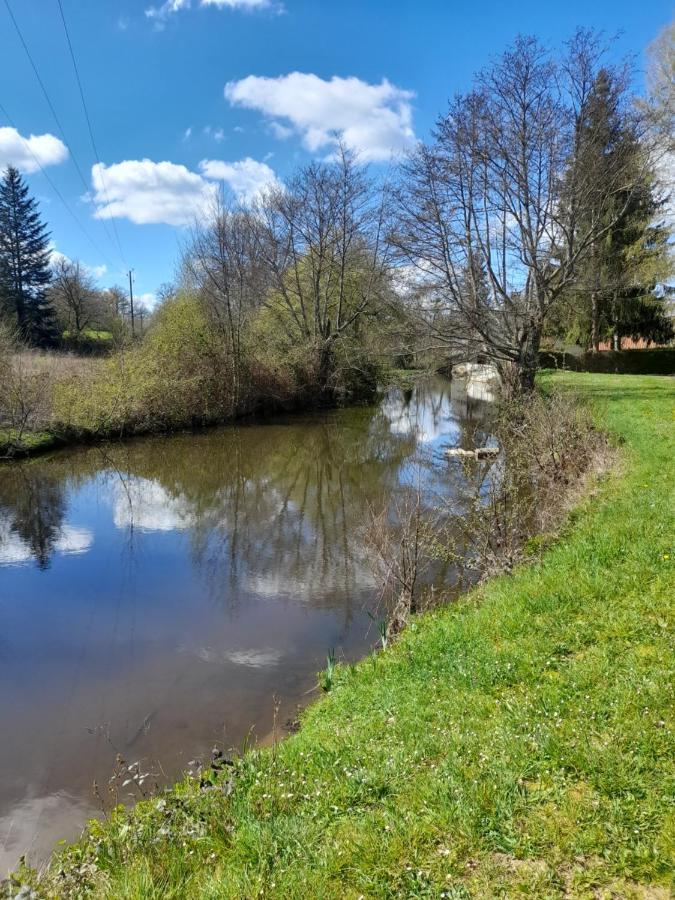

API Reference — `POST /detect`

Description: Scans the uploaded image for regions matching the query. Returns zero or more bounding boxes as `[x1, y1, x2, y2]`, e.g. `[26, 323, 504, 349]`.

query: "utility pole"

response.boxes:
[128, 269, 135, 338]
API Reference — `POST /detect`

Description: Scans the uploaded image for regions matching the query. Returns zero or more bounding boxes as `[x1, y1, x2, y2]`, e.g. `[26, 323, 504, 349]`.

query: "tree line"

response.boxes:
[0, 165, 148, 348]
[1, 24, 672, 394]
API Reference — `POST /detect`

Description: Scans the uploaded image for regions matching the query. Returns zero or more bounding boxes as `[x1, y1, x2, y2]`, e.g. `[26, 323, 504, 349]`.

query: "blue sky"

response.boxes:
[1, 0, 672, 306]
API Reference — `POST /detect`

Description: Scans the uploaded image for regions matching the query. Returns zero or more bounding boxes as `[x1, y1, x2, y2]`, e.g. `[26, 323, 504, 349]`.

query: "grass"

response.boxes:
[62, 329, 114, 343]
[12, 372, 675, 899]
[8, 350, 102, 378]
[0, 428, 60, 458]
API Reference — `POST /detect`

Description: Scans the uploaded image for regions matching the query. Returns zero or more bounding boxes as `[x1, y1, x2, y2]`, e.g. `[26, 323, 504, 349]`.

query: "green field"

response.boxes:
[17, 373, 674, 899]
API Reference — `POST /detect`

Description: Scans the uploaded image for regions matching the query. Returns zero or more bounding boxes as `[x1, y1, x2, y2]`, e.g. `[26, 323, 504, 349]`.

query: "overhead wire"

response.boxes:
[55, 0, 128, 269]
[0, 98, 116, 270]
[2, 0, 125, 268]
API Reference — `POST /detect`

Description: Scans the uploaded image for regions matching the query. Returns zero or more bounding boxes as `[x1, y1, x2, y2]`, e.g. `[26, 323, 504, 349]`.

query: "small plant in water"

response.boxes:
[319, 648, 337, 692]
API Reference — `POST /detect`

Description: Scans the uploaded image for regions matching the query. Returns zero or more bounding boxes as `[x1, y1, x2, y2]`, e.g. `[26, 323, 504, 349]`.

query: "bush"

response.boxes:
[433, 389, 608, 584]
[52, 294, 237, 436]
[248, 305, 382, 405]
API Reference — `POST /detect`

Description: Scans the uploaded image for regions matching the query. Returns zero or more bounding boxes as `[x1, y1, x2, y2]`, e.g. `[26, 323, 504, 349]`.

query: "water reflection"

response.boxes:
[0, 470, 71, 568]
[0, 376, 493, 872]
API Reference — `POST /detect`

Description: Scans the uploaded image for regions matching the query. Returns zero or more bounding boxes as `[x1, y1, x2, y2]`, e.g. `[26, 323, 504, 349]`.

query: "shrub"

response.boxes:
[52, 294, 237, 436]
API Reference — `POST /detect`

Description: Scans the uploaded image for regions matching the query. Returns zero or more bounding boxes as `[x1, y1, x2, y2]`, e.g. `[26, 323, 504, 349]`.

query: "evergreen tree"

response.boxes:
[603, 161, 673, 348]
[554, 70, 673, 349]
[0, 165, 57, 345]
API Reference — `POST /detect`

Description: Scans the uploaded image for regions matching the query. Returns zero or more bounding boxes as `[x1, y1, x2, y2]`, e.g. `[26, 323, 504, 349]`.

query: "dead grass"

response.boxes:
[9, 349, 102, 380]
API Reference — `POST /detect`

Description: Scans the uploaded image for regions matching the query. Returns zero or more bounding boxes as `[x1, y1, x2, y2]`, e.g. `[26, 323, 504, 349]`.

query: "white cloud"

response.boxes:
[90, 155, 279, 226]
[224, 72, 416, 162]
[136, 292, 157, 309]
[268, 121, 293, 140]
[145, 0, 269, 21]
[48, 243, 107, 281]
[213, 128, 225, 143]
[199, 157, 280, 203]
[0, 126, 68, 174]
[145, 0, 189, 20]
[183, 126, 193, 141]
[48, 244, 70, 269]
[90, 159, 217, 226]
[202, 0, 270, 6]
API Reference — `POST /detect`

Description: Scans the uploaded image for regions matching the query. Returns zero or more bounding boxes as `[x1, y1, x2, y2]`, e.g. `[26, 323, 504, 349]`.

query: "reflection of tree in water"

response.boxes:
[102, 379, 495, 612]
[105, 401, 420, 613]
[0, 378, 496, 593]
[0, 468, 67, 569]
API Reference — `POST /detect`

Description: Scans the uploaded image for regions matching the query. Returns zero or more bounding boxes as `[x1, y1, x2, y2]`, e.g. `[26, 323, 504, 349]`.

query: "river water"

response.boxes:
[0, 376, 494, 873]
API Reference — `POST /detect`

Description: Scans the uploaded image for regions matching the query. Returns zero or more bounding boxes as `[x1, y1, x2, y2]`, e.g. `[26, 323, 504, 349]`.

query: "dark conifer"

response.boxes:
[0, 165, 57, 344]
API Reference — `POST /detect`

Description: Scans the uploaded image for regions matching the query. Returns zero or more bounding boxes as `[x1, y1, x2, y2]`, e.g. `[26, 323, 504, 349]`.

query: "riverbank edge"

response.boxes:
[8, 372, 674, 898]
[0, 367, 431, 463]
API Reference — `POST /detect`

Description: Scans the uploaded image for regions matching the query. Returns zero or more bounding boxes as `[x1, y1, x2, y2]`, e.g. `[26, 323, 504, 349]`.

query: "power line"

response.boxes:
[2, 0, 90, 198]
[2, 0, 123, 266]
[56, 0, 128, 268]
[0, 98, 116, 270]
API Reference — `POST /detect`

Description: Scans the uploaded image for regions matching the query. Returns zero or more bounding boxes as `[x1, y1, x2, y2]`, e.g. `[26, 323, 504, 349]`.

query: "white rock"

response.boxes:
[445, 446, 499, 460]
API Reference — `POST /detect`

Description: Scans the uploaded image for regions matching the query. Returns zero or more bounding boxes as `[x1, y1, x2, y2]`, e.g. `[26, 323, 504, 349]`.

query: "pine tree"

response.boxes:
[554, 70, 673, 349]
[602, 159, 673, 348]
[0, 165, 57, 345]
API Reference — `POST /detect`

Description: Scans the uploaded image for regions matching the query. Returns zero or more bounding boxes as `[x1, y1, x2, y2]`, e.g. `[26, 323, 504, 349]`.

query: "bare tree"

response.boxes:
[256, 143, 393, 394]
[364, 488, 428, 637]
[135, 301, 149, 335]
[50, 258, 99, 339]
[641, 20, 675, 153]
[391, 32, 648, 391]
[182, 194, 268, 409]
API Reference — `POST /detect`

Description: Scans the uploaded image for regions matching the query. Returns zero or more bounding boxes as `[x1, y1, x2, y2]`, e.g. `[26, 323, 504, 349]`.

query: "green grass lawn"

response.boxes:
[20, 373, 674, 899]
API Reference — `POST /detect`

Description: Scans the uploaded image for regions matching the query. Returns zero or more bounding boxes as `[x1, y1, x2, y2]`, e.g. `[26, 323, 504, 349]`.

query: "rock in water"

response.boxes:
[445, 446, 499, 460]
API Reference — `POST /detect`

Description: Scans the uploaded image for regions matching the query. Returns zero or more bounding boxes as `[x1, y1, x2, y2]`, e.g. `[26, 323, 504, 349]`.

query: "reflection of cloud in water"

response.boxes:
[379, 387, 460, 446]
[0, 791, 97, 872]
[193, 645, 284, 668]
[55, 526, 93, 556]
[0, 521, 32, 565]
[224, 648, 284, 668]
[247, 566, 375, 604]
[112, 478, 195, 532]
[0, 521, 93, 566]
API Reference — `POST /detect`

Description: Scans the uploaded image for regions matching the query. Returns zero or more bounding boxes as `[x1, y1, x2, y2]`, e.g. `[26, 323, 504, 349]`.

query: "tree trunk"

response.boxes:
[611, 292, 619, 351]
[517, 328, 541, 394]
[317, 342, 333, 398]
[590, 289, 599, 353]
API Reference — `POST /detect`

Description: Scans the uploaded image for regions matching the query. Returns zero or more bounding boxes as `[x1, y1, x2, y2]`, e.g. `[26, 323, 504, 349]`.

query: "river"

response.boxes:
[0, 375, 494, 873]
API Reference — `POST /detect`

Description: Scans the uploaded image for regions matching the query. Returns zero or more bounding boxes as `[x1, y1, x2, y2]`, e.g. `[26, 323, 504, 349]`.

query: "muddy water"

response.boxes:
[0, 376, 493, 872]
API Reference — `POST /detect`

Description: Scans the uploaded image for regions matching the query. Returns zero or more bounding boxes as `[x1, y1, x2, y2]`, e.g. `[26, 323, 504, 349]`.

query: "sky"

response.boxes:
[0, 0, 672, 307]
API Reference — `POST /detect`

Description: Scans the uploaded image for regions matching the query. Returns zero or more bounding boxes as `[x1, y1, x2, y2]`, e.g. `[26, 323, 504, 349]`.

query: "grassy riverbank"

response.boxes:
[11, 372, 674, 899]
